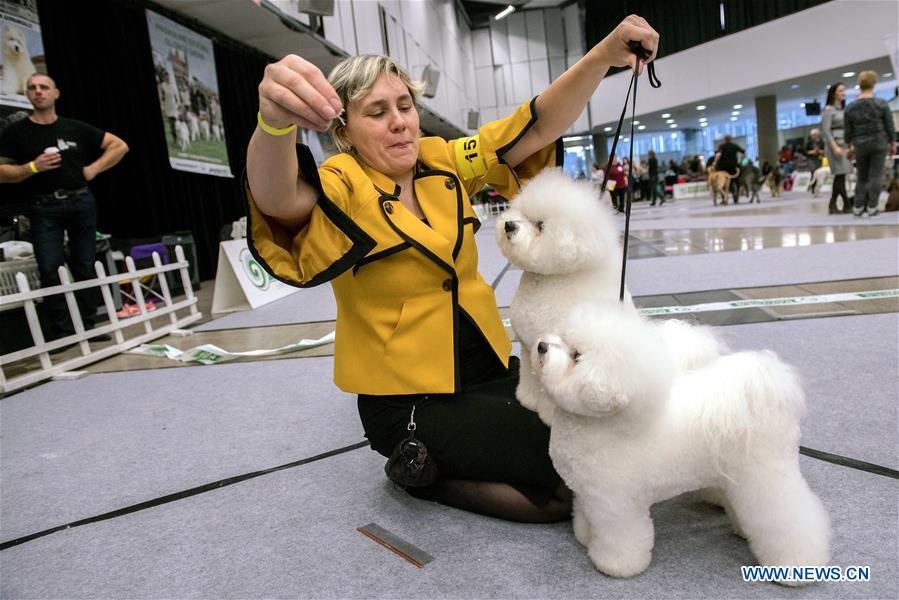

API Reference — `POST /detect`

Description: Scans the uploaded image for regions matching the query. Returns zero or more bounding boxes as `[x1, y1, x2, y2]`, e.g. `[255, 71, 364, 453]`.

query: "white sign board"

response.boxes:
[673, 182, 709, 199]
[211, 239, 300, 314]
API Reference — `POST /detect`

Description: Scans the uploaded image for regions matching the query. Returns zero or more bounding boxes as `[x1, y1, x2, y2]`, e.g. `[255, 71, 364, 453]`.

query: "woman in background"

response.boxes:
[821, 82, 852, 213]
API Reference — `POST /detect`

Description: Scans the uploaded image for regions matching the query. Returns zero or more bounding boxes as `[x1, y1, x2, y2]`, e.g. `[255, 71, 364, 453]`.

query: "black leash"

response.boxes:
[599, 42, 661, 302]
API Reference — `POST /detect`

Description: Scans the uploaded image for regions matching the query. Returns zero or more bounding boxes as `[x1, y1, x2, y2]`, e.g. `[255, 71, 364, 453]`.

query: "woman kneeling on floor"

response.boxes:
[245, 17, 658, 522]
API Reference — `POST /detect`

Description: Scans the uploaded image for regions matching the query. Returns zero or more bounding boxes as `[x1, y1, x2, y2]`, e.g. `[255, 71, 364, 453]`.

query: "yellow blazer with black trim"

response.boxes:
[246, 98, 561, 395]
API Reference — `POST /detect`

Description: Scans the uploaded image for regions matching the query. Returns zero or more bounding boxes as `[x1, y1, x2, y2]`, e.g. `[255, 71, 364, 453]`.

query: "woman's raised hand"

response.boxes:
[598, 15, 659, 74]
[258, 54, 343, 132]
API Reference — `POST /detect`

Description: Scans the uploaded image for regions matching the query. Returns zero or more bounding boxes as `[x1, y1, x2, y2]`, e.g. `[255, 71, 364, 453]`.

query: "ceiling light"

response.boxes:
[790, 83, 800, 89]
[696, 105, 706, 110]
[730, 116, 738, 121]
[632, 120, 640, 125]
[800, 102, 805, 108]
[884, 72, 893, 77]
[666, 118, 674, 123]
[494, 5, 515, 20]
[622, 138, 630, 142]
[637, 125, 646, 130]
[603, 126, 612, 132]
[661, 113, 671, 118]
[731, 111, 740, 115]
[733, 104, 743, 109]
[842, 71, 855, 77]
[670, 133, 678, 139]
[700, 122, 708, 127]
[670, 124, 677, 128]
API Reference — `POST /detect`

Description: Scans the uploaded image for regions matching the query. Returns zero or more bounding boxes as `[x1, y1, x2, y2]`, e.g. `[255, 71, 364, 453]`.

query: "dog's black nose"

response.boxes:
[504, 221, 518, 234]
[537, 341, 548, 355]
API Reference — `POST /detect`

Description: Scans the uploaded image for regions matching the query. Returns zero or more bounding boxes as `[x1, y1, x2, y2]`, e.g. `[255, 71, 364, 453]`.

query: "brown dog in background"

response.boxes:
[707, 166, 740, 206]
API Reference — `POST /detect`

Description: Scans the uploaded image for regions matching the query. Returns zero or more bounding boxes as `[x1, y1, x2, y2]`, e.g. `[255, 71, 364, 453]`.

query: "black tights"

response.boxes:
[407, 478, 573, 523]
[830, 174, 850, 212]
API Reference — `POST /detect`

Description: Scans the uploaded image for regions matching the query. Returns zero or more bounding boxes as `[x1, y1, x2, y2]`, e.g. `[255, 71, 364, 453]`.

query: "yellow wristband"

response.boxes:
[28, 161, 39, 174]
[257, 112, 297, 136]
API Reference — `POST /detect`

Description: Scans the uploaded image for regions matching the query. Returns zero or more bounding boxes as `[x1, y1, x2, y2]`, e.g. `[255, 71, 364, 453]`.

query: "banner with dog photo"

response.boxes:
[146, 9, 232, 178]
[0, 0, 46, 110]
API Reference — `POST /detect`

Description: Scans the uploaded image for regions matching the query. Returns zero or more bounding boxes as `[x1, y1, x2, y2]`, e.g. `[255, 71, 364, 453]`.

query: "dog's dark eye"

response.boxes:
[536, 221, 544, 232]
[572, 351, 581, 363]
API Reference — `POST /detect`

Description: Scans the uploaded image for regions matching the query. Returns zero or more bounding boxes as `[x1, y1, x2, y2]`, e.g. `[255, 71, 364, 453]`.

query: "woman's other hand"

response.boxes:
[258, 54, 344, 132]
[596, 15, 659, 74]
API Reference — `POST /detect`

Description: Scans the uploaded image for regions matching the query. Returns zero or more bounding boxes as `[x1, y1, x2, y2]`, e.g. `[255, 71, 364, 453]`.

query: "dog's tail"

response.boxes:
[687, 350, 806, 468]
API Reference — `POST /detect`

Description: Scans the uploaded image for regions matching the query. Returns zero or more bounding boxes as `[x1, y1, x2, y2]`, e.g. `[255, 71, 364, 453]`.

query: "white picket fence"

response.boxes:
[0, 245, 202, 394]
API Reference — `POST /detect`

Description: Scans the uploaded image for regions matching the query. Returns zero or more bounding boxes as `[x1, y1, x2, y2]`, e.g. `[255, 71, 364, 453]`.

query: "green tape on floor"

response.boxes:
[500, 289, 897, 325]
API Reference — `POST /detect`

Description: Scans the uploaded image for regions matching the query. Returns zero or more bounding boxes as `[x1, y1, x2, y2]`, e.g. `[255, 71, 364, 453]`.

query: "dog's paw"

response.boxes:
[589, 545, 652, 578]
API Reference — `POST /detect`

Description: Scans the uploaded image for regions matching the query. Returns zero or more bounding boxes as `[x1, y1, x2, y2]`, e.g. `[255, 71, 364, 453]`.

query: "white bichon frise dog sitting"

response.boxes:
[496, 169, 636, 425]
[532, 305, 831, 583]
[3, 24, 36, 96]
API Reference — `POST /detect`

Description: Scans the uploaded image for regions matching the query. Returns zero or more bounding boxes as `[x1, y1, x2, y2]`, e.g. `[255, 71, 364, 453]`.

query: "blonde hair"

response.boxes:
[858, 70, 877, 91]
[327, 55, 424, 152]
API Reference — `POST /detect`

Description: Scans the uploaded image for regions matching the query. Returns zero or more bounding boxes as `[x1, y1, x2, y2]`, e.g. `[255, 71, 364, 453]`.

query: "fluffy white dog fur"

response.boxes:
[175, 119, 191, 151]
[810, 166, 830, 197]
[532, 305, 831, 582]
[496, 169, 636, 425]
[497, 169, 725, 424]
[3, 24, 36, 96]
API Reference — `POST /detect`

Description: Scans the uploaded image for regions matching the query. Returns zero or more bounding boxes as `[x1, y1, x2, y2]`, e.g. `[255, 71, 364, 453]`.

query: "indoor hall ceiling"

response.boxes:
[152, 0, 468, 139]
[594, 56, 896, 137]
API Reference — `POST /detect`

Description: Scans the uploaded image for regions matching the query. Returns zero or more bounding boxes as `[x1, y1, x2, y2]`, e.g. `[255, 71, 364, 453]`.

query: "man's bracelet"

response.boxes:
[257, 112, 297, 137]
[28, 161, 38, 174]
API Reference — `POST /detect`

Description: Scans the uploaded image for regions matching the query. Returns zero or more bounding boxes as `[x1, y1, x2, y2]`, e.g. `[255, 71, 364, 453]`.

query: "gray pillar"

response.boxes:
[755, 95, 778, 167]
[591, 133, 608, 167]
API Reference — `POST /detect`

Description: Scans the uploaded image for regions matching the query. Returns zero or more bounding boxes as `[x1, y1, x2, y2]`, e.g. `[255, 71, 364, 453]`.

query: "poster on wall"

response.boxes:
[0, 0, 46, 113]
[146, 9, 232, 178]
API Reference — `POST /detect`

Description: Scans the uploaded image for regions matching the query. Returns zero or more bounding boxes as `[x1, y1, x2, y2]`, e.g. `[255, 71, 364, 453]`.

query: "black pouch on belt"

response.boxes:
[384, 405, 438, 487]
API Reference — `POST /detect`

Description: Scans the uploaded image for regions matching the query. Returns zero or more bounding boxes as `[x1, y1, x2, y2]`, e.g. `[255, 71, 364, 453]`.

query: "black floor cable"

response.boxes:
[0, 440, 370, 551]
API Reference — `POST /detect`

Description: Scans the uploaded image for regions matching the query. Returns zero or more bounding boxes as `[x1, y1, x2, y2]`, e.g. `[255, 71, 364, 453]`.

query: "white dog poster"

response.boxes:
[0, 0, 45, 108]
[146, 10, 233, 178]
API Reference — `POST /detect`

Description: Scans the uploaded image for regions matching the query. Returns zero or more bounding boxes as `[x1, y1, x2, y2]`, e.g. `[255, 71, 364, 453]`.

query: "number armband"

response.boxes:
[454, 135, 488, 180]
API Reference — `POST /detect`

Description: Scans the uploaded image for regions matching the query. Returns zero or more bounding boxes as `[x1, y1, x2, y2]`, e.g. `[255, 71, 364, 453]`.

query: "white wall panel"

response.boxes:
[384, 15, 406, 67]
[567, 53, 582, 70]
[322, 12, 342, 51]
[475, 66, 497, 108]
[511, 62, 532, 104]
[525, 11, 546, 61]
[549, 56, 566, 82]
[339, 0, 357, 56]
[472, 29, 493, 67]
[492, 66, 506, 106]
[544, 8, 565, 59]
[507, 12, 528, 63]
[562, 4, 583, 55]
[352, 0, 383, 54]
[501, 64, 514, 106]
[529, 59, 549, 97]
[490, 20, 510, 66]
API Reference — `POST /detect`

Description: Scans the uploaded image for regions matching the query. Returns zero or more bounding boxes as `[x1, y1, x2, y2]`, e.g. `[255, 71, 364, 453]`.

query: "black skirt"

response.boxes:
[357, 353, 562, 507]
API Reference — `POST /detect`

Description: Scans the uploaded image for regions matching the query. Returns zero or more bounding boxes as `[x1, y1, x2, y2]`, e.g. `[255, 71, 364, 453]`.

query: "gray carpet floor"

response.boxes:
[715, 313, 898, 468]
[0, 357, 360, 541]
[1, 447, 894, 599]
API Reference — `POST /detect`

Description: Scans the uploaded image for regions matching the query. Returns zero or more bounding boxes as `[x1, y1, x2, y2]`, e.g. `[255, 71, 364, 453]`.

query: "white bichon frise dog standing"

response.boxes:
[2, 24, 36, 96]
[496, 169, 636, 425]
[532, 305, 831, 583]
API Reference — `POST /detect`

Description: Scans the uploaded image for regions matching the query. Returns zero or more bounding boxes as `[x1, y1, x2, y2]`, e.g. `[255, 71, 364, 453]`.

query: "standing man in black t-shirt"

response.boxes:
[0, 73, 129, 343]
